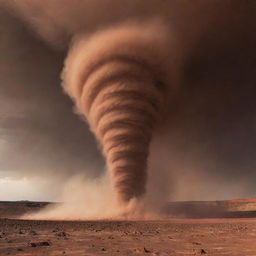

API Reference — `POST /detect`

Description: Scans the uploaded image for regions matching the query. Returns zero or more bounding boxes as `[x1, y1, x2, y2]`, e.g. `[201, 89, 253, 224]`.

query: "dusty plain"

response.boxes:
[0, 201, 256, 256]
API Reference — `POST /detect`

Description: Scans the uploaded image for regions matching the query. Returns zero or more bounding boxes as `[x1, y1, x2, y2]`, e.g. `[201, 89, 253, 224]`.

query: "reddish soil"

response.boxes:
[0, 201, 256, 256]
[1, 218, 256, 256]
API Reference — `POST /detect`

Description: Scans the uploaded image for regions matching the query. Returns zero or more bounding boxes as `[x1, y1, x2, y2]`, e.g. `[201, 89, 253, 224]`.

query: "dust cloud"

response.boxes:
[23, 172, 163, 220]
[62, 22, 177, 205]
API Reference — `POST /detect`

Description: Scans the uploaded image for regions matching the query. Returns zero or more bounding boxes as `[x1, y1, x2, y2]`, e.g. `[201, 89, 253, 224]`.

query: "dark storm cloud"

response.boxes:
[0, 6, 103, 180]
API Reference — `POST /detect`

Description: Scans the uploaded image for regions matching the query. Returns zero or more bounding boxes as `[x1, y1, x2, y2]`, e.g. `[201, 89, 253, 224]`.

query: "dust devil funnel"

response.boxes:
[62, 23, 173, 204]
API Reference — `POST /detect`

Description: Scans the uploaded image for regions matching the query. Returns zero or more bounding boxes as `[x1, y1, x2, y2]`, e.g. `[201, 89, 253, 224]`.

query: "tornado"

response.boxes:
[62, 23, 173, 204]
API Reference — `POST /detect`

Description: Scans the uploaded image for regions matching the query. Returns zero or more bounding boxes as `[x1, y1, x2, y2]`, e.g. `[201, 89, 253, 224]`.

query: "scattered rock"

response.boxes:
[30, 241, 51, 247]
[101, 247, 106, 251]
[17, 248, 23, 251]
[56, 231, 68, 237]
[201, 249, 207, 254]
[29, 230, 38, 236]
[144, 247, 151, 253]
[193, 242, 201, 245]
[18, 230, 25, 234]
[152, 253, 169, 256]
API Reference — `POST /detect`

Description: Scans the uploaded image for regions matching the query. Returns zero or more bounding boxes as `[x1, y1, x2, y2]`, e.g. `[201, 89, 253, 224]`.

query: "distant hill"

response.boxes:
[1, 199, 256, 219]
[165, 199, 256, 218]
[0, 201, 53, 218]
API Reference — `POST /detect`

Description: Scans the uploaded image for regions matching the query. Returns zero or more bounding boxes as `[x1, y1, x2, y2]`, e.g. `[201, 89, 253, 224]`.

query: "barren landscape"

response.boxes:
[1, 2, 256, 256]
[1, 200, 256, 256]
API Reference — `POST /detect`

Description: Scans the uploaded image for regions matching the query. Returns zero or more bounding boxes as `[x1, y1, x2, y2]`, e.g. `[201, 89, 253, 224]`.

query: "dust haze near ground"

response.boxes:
[1, 1, 256, 218]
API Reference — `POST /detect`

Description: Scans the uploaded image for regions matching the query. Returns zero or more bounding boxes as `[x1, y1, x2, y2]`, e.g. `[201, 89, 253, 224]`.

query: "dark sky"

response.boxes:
[0, 1, 256, 200]
[0, 7, 103, 183]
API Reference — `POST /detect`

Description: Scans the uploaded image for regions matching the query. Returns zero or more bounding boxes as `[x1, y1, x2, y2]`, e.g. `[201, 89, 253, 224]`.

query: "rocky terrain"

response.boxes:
[0, 200, 256, 255]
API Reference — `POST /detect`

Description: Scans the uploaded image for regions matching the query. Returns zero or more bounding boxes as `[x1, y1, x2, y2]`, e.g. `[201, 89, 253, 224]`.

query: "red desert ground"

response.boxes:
[1, 199, 256, 255]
